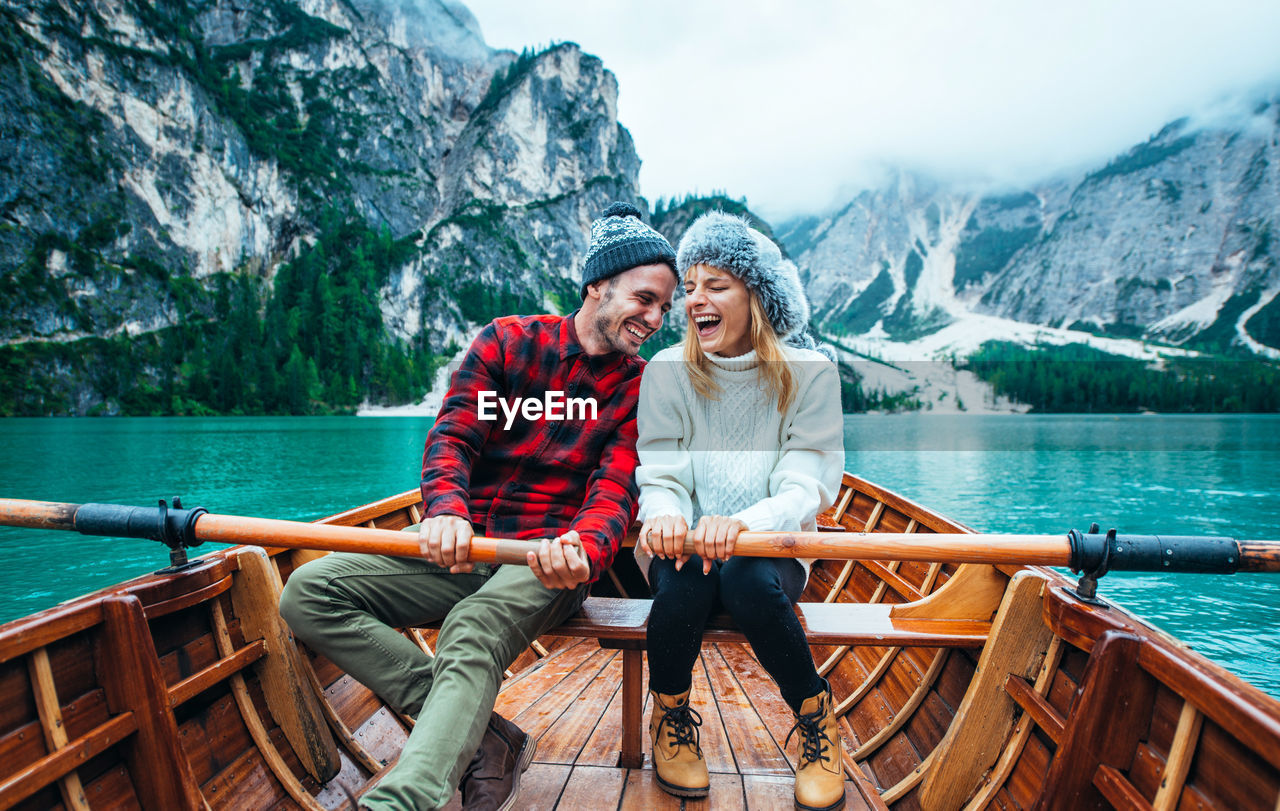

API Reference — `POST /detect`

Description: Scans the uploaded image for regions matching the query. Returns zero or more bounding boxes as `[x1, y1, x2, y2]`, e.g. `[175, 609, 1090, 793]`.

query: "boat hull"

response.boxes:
[1, 474, 1277, 809]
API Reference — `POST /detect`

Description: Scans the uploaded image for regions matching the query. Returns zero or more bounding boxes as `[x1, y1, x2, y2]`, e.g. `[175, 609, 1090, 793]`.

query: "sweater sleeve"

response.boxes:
[635, 357, 695, 524]
[731, 361, 845, 532]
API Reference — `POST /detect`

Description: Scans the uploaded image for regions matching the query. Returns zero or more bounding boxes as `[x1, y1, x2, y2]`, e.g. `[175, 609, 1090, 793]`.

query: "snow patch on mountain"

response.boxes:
[831, 312, 1199, 364]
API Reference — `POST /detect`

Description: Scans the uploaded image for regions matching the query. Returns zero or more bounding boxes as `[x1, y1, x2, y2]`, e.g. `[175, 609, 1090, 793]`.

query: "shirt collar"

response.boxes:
[563, 309, 628, 376]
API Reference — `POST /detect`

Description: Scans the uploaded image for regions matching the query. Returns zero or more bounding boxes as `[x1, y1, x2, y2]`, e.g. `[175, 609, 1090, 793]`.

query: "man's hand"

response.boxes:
[691, 515, 747, 575]
[527, 530, 591, 590]
[419, 514, 475, 573]
[638, 514, 691, 569]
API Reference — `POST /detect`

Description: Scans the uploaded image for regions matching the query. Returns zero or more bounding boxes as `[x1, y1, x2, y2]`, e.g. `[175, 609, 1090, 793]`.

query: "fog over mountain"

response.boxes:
[464, 0, 1280, 221]
[784, 98, 1280, 361]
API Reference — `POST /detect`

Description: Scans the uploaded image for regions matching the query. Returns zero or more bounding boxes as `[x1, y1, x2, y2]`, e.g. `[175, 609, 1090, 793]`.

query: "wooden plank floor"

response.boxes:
[477, 639, 874, 810]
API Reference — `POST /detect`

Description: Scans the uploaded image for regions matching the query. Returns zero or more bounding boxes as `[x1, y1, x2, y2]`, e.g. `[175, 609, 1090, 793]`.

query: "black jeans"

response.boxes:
[646, 554, 824, 713]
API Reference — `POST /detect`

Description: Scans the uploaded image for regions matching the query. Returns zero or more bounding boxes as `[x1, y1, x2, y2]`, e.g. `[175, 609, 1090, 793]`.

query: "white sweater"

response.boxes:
[634, 344, 845, 583]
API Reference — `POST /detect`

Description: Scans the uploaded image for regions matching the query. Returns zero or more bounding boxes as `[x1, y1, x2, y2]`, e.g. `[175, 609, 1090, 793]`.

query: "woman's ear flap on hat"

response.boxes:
[776, 259, 811, 331]
[752, 256, 810, 337]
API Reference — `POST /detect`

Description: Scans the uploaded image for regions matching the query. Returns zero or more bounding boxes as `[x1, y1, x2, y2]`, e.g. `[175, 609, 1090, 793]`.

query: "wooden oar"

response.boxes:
[2, 498, 1278, 573]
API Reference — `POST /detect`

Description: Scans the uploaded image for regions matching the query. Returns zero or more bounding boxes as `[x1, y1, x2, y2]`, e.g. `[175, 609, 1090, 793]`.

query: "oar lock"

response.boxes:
[1068, 523, 1114, 605]
[72, 497, 209, 572]
[1067, 522, 1242, 605]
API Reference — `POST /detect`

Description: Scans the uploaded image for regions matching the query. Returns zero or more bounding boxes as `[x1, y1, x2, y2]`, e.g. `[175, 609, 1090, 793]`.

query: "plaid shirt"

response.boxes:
[420, 312, 644, 583]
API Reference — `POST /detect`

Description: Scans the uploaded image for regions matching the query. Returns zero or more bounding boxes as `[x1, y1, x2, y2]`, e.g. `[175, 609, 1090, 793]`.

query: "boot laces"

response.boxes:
[659, 701, 703, 754]
[786, 704, 831, 766]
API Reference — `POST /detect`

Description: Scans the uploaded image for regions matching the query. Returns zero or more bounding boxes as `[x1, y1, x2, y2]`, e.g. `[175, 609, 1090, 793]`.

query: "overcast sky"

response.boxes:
[462, 1, 1280, 221]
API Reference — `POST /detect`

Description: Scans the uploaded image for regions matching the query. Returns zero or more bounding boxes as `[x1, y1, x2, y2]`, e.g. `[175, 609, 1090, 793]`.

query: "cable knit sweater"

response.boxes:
[634, 344, 845, 583]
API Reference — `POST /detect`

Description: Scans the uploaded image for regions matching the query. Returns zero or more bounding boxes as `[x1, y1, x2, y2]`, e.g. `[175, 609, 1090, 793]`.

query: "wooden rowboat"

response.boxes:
[2, 473, 1278, 809]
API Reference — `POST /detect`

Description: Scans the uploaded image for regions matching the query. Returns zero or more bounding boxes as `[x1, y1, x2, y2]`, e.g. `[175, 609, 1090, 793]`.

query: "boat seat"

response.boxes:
[556, 597, 990, 647]
[547, 597, 989, 769]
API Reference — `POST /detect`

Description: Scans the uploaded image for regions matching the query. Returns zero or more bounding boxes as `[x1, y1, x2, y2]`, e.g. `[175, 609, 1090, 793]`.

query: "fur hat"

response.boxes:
[581, 202, 678, 298]
[676, 211, 811, 337]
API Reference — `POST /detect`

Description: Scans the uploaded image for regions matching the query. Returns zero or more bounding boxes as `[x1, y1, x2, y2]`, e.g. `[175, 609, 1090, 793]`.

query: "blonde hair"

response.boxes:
[682, 278, 797, 414]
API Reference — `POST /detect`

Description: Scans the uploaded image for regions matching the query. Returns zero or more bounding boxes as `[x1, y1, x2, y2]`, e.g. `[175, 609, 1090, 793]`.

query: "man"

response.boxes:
[280, 201, 678, 810]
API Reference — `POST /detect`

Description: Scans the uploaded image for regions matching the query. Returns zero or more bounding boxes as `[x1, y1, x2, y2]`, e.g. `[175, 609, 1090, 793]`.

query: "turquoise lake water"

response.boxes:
[1, 414, 1276, 697]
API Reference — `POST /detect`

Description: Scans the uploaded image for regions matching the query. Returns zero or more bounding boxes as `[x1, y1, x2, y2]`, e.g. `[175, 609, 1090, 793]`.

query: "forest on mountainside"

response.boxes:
[2, 209, 443, 416]
[963, 342, 1280, 413]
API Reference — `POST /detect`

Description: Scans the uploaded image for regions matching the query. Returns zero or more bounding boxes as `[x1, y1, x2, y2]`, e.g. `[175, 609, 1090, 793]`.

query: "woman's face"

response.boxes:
[684, 264, 752, 357]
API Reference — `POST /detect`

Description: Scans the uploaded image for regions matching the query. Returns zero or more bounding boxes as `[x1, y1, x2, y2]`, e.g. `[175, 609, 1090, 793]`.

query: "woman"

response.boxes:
[635, 211, 846, 811]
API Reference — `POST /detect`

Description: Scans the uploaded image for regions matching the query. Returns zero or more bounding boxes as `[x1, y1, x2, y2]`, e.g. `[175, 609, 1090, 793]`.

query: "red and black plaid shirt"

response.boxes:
[420, 312, 644, 583]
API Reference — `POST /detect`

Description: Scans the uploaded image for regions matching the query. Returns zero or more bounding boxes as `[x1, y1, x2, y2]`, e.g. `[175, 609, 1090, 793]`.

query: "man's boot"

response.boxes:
[459, 712, 536, 811]
[786, 682, 845, 811]
[649, 689, 709, 797]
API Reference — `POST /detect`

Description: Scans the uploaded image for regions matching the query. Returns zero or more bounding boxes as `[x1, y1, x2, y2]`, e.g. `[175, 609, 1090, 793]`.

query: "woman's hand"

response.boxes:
[691, 515, 748, 574]
[638, 514, 689, 567]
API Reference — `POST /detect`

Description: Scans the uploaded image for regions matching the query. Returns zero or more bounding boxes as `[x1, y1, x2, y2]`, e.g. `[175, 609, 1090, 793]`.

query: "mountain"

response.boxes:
[6, 0, 1276, 417]
[785, 99, 1280, 360]
[1, 0, 643, 415]
[651, 192, 781, 250]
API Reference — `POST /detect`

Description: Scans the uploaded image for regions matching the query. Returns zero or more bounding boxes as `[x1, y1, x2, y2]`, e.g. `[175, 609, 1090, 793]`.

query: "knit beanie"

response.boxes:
[580, 202, 678, 298]
[677, 210, 811, 337]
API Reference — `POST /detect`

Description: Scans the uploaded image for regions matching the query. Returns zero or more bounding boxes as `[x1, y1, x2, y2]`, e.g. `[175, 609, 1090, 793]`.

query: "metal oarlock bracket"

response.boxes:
[153, 496, 208, 572]
[72, 496, 209, 572]
[1064, 525, 1242, 601]
[71, 495, 210, 573]
[1069, 522, 1113, 605]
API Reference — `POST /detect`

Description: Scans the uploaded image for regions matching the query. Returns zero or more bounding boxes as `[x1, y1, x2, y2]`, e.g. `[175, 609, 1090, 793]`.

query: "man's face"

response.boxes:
[587, 264, 677, 356]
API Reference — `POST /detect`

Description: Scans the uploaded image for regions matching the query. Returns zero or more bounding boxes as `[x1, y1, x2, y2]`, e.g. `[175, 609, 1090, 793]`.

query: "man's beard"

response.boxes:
[591, 283, 635, 355]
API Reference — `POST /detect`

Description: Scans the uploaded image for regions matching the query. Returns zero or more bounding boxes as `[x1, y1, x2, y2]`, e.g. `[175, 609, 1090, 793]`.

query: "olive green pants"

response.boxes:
[279, 552, 586, 810]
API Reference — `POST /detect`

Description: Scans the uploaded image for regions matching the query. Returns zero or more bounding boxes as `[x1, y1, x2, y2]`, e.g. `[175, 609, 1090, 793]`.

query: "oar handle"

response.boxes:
[193, 522, 1077, 566]
[195, 514, 543, 564]
[649, 532, 1073, 566]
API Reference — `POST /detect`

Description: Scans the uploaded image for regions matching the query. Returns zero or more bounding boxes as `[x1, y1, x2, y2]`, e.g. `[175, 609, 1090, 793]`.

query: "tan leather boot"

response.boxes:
[787, 683, 845, 811]
[649, 689, 709, 797]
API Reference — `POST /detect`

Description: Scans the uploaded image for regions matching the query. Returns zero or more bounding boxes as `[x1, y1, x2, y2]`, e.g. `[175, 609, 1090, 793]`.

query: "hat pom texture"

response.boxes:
[601, 201, 643, 219]
[676, 211, 810, 337]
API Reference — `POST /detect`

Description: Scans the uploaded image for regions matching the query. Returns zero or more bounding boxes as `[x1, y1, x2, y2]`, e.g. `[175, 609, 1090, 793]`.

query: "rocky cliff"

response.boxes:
[1, 0, 644, 414]
[787, 99, 1280, 359]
